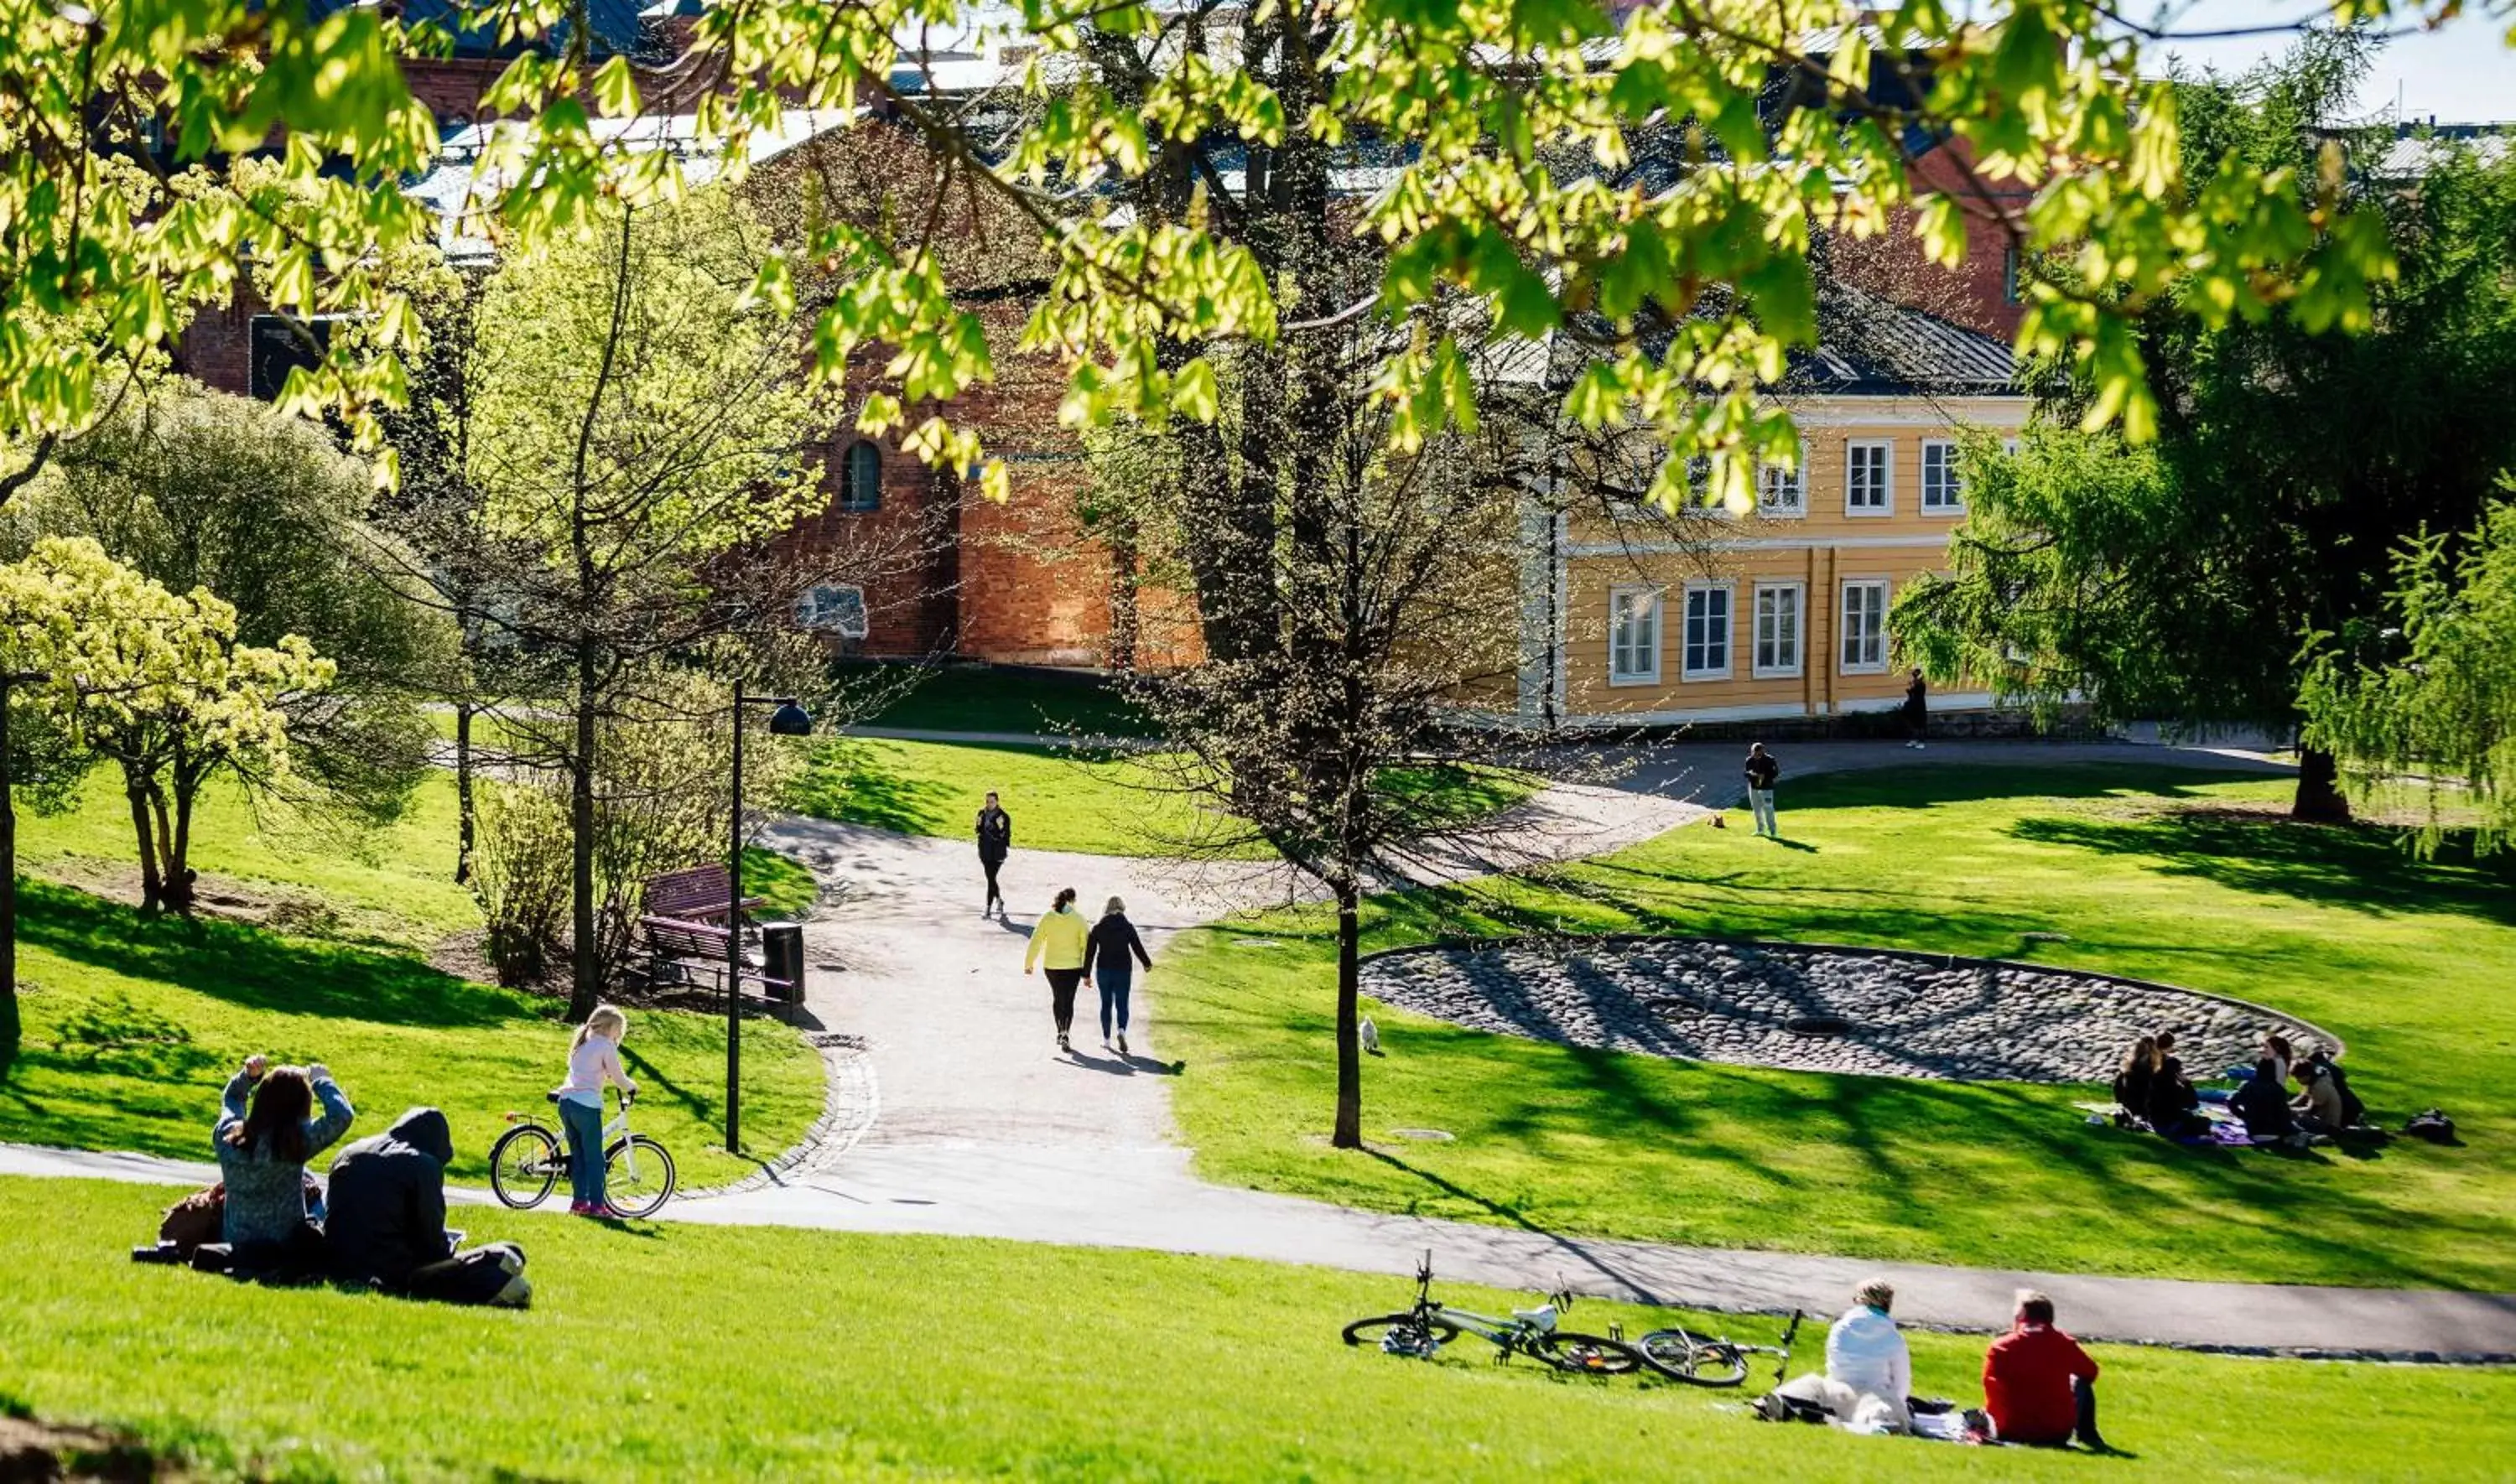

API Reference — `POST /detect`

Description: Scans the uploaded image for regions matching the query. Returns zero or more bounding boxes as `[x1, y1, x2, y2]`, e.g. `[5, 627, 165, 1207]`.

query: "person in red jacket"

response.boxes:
[1983, 1290, 2108, 1450]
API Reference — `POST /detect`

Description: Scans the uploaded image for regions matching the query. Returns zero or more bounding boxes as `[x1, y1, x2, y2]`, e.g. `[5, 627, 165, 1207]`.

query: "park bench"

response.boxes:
[635, 865, 797, 1004]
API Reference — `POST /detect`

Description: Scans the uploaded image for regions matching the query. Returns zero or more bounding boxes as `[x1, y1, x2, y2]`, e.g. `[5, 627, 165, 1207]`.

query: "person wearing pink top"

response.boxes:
[554, 1004, 637, 1217]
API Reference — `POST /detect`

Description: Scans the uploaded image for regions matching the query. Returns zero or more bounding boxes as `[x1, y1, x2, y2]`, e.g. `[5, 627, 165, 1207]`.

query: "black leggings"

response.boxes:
[1044, 968, 1084, 1033]
[981, 857, 1005, 905]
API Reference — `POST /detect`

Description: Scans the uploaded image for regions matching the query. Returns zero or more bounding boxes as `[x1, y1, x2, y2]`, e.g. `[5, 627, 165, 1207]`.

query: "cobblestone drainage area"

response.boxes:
[1360, 938, 2337, 1085]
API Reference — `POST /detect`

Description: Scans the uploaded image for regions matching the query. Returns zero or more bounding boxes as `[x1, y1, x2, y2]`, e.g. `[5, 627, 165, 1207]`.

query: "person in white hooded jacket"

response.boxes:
[1765, 1276, 1913, 1432]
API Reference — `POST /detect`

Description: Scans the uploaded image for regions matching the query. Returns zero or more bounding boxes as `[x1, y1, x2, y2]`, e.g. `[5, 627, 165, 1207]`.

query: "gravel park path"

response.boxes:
[11, 736, 2514, 1358]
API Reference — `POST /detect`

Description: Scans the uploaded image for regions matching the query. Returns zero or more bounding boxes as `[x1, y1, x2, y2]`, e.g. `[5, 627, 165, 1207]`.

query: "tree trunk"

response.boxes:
[165, 775, 199, 916]
[1107, 528, 1141, 672]
[2292, 745, 2353, 824]
[454, 702, 476, 885]
[1332, 877, 1364, 1149]
[567, 649, 600, 1023]
[125, 776, 164, 914]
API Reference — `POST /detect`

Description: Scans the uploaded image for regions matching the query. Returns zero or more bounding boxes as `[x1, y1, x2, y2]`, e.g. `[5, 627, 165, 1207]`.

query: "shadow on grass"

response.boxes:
[2009, 811, 2516, 926]
[17, 880, 530, 1031]
[787, 740, 952, 835]
[1782, 762, 2285, 813]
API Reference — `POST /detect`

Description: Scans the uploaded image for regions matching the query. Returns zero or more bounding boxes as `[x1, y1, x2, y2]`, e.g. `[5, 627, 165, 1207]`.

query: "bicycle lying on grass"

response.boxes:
[488, 1091, 677, 1218]
[1342, 1253, 1646, 1375]
[1635, 1308, 1805, 1387]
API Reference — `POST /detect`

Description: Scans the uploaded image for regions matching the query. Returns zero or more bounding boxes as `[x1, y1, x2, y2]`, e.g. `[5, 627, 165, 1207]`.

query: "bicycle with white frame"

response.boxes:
[488, 1089, 677, 1217]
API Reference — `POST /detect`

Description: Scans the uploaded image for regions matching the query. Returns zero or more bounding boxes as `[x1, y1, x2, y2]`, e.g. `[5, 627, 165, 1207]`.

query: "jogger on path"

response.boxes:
[976, 793, 1012, 916]
[1023, 886, 1089, 1052]
[1084, 896, 1154, 1056]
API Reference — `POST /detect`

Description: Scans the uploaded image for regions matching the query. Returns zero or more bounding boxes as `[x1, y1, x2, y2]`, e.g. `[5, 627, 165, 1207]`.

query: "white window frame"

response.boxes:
[1757, 462, 1806, 518]
[1920, 439, 1964, 514]
[1845, 438, 1895, 516]
[1681, 581, 1734, 681]
[1607, 584, 1662, 687]
[1839, 579, 1890, 675]
[1751, 581, 1805, 679]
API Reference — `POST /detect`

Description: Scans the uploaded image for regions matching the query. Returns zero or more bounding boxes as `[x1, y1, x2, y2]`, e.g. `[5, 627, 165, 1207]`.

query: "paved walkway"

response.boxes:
[13, 738, 2511, 1358]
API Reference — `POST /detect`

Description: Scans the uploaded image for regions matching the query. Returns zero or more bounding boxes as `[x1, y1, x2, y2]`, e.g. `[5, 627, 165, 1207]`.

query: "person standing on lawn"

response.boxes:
[1902, 667, 1930, 749]
[554, 1004, 637, 1218]
[1743, 743, 1781, 837]
[1084, 895, 1154, 1056]
[1983, 1290, 2107, 1450]
[1024, 886, 1091, 1052]
[976, 791, 1013, 918]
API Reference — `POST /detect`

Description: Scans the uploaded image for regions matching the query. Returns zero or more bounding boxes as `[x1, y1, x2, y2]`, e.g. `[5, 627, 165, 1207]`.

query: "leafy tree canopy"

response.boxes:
[9, 0, 2503, 504]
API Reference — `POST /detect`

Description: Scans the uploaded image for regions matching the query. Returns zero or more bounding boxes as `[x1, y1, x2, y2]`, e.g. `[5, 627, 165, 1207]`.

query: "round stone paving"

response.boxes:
[1359, 937, 2340, 1085]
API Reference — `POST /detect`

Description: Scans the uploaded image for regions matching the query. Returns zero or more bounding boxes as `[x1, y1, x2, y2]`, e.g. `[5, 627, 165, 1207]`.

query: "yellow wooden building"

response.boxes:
[1514, 307, 2025, 729]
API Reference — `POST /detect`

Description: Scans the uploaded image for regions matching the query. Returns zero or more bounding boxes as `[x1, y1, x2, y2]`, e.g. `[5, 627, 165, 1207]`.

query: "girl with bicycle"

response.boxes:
[556, 1004, 637, 1217]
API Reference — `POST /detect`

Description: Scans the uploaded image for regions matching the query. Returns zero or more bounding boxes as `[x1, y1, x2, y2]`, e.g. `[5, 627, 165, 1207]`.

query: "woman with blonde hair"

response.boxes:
[554, 1004, 637, 1217]
[2110, 1036, 2157, 1122]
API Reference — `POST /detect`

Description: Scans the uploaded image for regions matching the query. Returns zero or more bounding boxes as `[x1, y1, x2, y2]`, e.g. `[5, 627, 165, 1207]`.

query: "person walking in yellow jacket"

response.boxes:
[1024, 886, 1091, 1052]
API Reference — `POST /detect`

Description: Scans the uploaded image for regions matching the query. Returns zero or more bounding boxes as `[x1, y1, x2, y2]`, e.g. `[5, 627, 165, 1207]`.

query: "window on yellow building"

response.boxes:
[1921, 439, 1964, 513]
[1609, 585, 1661, 685]
[1753, 582, 1803, 677]
[1847, 439, 1893, 515]
[1840, 579, 1890, 673]
[1758, 463, 1804, 516]
[1682, 583, 1733, 680]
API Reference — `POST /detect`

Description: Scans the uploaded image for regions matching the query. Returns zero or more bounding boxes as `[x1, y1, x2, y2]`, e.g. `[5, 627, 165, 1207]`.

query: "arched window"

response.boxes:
[839, 440, 882, 512]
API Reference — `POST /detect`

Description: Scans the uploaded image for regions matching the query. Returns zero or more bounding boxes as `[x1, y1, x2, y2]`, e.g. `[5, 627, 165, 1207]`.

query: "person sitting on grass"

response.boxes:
[2110, 1036, 2157, 1123]
[2145, 1030, 2207, 1140]
[214, 1056, 355, 1274]
[326, 1108, 531, 1308]
[2229, 1057, 2301, 1145]
[1983, 1290, 2107, 1450]
[2297, 1044, 2365, 1128]
[2294, 1056, 2352, 1135]
[1760, 1278, 1913, 1432]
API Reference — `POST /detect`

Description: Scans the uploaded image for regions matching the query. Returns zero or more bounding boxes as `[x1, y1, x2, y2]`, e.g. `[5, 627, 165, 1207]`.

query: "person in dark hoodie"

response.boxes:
[1083, 895, 1153, 1056]
[326, 1108, 531, 1307]
[2229, 1057, 2300, 1145]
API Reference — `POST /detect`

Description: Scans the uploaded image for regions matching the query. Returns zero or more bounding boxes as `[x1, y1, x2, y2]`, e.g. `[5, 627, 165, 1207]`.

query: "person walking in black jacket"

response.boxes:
[1902, 668, 1930, 749]
[1083, 895, 1153, 1056]
[976, 792, 1012, 917]
[1744, 743, 1781, 837]
[326, 1108, 530, 1306]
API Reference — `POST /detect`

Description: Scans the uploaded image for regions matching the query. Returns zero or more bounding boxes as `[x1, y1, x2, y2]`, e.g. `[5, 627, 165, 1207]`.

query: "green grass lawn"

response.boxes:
[1159, 764, 2516, 1290]
[3, 1177, 2508, 1481]
[840, 661, 1153, 737]
[0, 883, 823, 1190]
[792, 736, 1535, 858]
[20, 771, 481, 953]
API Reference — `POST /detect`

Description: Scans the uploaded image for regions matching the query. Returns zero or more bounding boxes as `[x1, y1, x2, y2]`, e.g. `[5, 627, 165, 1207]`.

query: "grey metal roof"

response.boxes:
[1791, 288, 2020, 395]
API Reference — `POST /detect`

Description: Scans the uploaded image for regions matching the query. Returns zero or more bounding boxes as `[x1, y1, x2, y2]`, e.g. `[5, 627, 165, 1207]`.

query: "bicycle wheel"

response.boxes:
[1636, 1329, 1750, 1386]
[1342, 1314, 1463, 1355]
[604, 1135, 677, 1217]
[488, 1123, 560, 1210]
[1530, 1331, 1647, 1376]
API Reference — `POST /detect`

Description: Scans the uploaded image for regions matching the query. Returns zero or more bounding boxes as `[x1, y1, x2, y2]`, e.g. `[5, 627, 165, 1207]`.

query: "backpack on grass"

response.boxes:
[2404, 1108, 2456, 1144]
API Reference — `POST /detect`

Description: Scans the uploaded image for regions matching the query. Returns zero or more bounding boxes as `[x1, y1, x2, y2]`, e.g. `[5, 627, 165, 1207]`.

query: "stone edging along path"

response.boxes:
[1358, 936, 2346, 1086]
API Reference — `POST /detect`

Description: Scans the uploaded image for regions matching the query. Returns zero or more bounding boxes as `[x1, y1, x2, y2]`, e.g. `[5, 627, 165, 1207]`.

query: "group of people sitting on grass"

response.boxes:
[2110, 1029, 2366, 1148]
[1760, 1279, 2105, 1450]
[148, 1055, 533, 1305]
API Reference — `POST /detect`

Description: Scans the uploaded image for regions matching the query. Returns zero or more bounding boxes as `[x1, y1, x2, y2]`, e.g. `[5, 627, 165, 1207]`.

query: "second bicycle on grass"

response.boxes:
[1342, 1253, 1646, 1375]
[1635, 1307, 1804, 1386]
[488, 1089, 677, 1217]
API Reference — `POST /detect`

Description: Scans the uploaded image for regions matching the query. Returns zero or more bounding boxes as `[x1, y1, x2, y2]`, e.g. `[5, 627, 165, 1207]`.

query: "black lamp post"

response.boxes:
[726, 683, 811, 1154]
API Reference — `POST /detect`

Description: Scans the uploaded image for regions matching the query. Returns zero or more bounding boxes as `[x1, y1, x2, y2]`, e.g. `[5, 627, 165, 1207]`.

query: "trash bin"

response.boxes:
[762, 922, 806, 1006]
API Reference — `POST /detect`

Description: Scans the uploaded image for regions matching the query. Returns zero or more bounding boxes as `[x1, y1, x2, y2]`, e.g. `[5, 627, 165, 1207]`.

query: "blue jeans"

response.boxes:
[559, 1097, 606, 1206]
[1097, 967, 1132, 1038]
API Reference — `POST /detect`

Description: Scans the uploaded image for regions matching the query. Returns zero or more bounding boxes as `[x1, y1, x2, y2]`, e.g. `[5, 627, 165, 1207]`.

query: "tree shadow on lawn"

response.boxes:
[2009, 812, 2516, 927]
[1783, 761, 2285, 812]
[15, 881, 532, 1032]
[786, 741, 954, 836]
